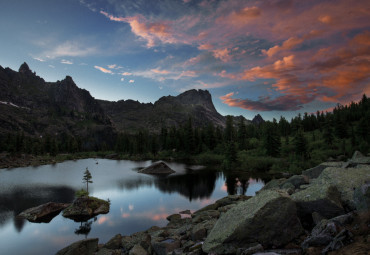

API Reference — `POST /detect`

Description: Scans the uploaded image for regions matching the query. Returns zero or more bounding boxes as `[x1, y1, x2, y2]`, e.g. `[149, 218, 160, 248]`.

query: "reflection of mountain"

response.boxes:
[154, 170, 220, 201]
[116, 177, 154, 191]
[0, 185, 75, 232]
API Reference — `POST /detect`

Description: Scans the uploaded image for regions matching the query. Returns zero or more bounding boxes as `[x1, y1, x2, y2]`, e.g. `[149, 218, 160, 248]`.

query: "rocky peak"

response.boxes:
[252, 114, 265, 125]
[176, 89, 216, 111]
[18, 62, 33, 76]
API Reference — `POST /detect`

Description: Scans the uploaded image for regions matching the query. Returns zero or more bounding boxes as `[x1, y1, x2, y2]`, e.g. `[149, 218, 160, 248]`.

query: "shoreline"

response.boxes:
[55, 152, 370, 255]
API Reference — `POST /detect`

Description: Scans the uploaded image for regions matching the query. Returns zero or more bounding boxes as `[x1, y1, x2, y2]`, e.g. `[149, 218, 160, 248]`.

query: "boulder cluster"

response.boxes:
[18, 196, 110, 223]
[57, 151, 369, 255]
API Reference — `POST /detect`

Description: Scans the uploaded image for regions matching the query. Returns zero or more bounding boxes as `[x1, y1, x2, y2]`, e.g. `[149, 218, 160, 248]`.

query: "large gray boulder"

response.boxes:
[350, 151, 370, 165]
[291, 182, 344, 219]
[18, 202, 70, 223]
[281, 175, 308, 189]
[314, 166, 370, 209]
[302, 162, 343, 180]
[353, 182, 370, 211]
[138, 161, 175, 175]
[56, 238, 98, 255]
[202, 190, 303, 254]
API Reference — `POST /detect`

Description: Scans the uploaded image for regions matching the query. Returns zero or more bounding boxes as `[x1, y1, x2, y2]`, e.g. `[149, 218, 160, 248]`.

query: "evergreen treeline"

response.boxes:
[1, 95, 369, 173]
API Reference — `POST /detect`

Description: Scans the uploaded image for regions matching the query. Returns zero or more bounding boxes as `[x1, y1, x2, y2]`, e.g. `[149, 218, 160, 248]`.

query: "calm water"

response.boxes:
[0, 159, 265, 255]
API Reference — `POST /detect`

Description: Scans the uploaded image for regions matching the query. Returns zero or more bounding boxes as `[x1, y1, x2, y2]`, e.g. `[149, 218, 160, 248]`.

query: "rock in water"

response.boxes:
[62, 196, 110, 222]
[56, 238, 98, 255]
[138, 161, 175, 175]
[18, 202, 70, 223]
[202, 190, 303, 254]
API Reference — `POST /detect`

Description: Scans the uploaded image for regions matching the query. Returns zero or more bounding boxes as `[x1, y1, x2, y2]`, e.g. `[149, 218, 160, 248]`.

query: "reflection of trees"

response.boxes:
[224, 173, 249, 195]
[74, 217, 96, 238]
[224, 171, 269, 196]
[116, 177, 153, 191]
[0, 186, 75, 232]
[154, 170, 220, 201]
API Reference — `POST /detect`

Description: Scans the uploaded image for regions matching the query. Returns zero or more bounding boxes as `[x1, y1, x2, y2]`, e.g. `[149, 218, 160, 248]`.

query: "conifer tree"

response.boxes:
[224, 115, 235, 142]
[237, 118, 248, 150]
[264, 121, 281, 157]
[82, 167, 93, 194]
[294, 129, 308, 159]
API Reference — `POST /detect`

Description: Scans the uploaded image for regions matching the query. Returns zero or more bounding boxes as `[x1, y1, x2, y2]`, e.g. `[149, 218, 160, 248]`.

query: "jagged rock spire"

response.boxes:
[19, 62, 33, 75]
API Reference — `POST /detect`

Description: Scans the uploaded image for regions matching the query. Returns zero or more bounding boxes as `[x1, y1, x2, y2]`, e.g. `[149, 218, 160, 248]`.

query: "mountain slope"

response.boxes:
[0, 63, 115, 149]
[0, 63, 257, 142]
[98, 89, 227, 133]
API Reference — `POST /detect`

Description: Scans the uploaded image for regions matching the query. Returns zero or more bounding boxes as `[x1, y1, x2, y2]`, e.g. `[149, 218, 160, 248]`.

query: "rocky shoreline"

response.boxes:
[56, 151, 370, 255]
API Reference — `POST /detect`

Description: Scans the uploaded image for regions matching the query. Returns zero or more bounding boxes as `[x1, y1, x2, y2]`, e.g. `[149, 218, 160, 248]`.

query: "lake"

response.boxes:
[0, 159, 266, 254]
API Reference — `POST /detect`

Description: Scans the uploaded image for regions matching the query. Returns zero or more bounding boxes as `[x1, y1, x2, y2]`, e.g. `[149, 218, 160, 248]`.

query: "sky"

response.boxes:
[0, 0, 369, 121]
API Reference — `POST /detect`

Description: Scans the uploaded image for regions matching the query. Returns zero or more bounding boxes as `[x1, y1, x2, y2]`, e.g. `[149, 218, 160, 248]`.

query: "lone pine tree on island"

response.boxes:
[82, 167, 93, 193]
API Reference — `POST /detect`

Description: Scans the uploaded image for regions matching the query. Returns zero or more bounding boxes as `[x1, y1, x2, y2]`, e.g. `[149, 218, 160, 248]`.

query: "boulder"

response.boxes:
[129, 244, 149, 255]
[18, 202, 70, 223]
[138, 161, 175, 175]
[202, 190, 303, 254]
[353, 182, 370, 211]
[62, 196, 110, 222]
[103, 234, 122, 250]
[260, 178, 286, 191]
[56, 238, 98, 255]
[302, 162, 343, 180]
[352, 150, 364, 159]
[238, 243, 264, 255]
[96, 248, 121, 255]
[302, 212, 354, 250]
[192, 210, 220, 224]
[314, 166, 370, 209]
[151, 238, 180, 255]
[291, 183, 344, 219]
[191, 218, 217, 241]
[281, 175, 308, 189]
[166, 214, 181, 222]
[122, 231, 152, 254]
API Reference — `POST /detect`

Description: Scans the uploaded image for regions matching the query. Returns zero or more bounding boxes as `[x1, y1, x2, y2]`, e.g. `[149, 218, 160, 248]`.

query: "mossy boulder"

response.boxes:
[292, 183, 344, 219]
[62, 196, 110, 222]
[202, 190, 303, 254]
[302, 162, 343, 180]
[314, 166, 370, 209]
[56, 238, 98, 255]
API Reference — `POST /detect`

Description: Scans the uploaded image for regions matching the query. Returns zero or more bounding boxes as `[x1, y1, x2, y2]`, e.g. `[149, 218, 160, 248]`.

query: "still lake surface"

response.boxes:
[0, 159, 266, 255]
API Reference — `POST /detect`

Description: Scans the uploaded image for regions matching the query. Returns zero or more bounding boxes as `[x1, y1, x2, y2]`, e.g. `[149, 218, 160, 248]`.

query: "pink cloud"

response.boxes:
[198, 43, 214, 50]
[94, 65, 113, 74]
[99, 1, 369, 111]
[213, 48, 232, 62]
[220, 92, 311, 111]
[151, 68, 170, 74]
[101, 11, 177, 48]
[121, 72, 132, 76]
[262, 37, 304, 57]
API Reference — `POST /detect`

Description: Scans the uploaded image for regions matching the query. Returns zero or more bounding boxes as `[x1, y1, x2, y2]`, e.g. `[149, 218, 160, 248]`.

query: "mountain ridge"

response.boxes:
[0, 63, 260, 139]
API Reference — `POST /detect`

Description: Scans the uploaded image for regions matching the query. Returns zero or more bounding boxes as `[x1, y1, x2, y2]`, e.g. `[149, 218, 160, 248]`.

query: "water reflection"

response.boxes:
[154, 170, 220, 201]
[0, 159, 266, 255]
[74, 218, 96, 238]
[0, 186, 75, 231]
